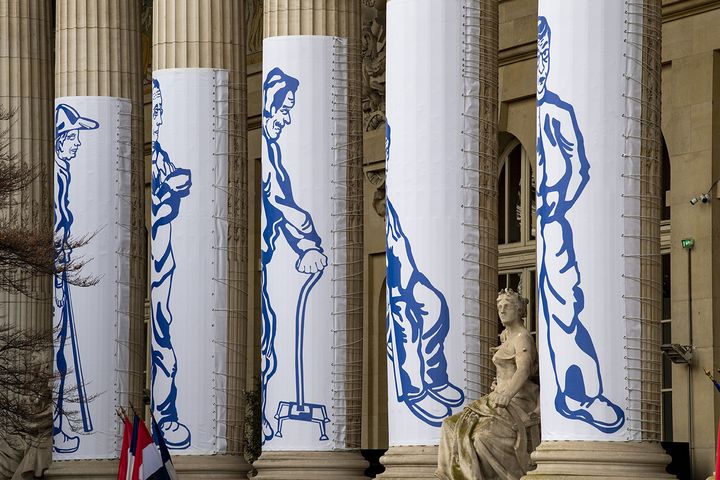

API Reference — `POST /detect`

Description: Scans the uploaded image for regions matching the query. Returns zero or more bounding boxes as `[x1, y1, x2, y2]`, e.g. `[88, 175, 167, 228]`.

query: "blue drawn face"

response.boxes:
[263, 91, 295, 140]
[152, 86, 164, 143]
[57, 130, 82, 161]
[537, 18, 551, 99]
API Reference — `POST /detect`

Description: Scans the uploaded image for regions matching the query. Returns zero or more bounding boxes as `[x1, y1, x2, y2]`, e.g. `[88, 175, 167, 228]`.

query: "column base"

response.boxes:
[376, 445, 438, 479]
[46, 454, 251, 479]
[522, 441, 675, 479]
[252, 450, 368, 479]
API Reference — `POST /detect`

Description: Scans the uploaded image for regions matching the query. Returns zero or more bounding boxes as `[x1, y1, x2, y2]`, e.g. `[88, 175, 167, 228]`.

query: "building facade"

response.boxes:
[0, 0, 719, 478]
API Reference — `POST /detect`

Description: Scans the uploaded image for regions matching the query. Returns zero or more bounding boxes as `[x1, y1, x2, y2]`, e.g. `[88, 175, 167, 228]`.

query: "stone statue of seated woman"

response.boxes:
[437, 288, 540, 480]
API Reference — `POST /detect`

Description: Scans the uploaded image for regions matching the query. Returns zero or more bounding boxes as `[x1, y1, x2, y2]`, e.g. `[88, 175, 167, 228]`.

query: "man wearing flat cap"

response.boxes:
[53, 103, 99, 454]
[260, 67, 327, 442]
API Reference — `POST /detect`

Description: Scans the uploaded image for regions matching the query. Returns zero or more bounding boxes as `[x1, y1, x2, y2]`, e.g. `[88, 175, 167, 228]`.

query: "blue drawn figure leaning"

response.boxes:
[536, 16, 624, 433]
[260, 67, 329, 443]
[53, 104, 99, 454]
[385, 124, 464, 427]
[150, 79, 193, 449]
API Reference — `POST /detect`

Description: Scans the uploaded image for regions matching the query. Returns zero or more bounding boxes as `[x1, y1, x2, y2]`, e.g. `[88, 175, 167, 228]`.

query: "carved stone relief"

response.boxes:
[361, 0, 387, 132]
[246, 0, 263, 56]
[366, 169, 386, 218]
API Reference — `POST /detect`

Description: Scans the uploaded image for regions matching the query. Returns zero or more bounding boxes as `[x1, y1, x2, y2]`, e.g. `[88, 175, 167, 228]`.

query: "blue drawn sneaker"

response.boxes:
[555, 392, 625, 434]
[405, 391, 451, 427]
[428, 383, 465, 408]
[158, 420, 192, 450]
[52, 428, 79, 454]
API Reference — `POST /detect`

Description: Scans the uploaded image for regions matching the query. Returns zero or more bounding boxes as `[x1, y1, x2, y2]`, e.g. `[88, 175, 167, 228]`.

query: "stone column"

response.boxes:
[152, 0, 250, 477]
[45, 1, 146, 477]
[252, 1, 367, 479]
[378, 0, 497, 477]
[524, 1, 672, 477]
[0, 1, 53, 477]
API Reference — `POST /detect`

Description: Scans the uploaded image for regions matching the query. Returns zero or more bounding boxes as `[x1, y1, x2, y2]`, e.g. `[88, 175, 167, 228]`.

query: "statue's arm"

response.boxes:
[495, 335, 535, 401]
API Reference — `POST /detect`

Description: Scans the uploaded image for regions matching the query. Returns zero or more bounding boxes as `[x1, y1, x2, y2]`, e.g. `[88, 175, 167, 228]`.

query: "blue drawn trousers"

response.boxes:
[54, 285, 71, 432]
[151, 271, 179, 425]
[260, 263, 277, 428]
[539, 219, 602, 399]
[54, 279, 92, 433]
[388, 281, 450, 401]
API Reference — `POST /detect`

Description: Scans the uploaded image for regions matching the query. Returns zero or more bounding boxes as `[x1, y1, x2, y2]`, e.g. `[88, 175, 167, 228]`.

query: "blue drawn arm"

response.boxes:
[553, 105, 590, 207]
[151, 147, 191, 239]
[265, 164, 322, 256]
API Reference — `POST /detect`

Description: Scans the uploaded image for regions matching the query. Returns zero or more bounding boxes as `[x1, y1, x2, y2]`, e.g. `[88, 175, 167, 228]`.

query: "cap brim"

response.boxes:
[75, 117, 99, 131]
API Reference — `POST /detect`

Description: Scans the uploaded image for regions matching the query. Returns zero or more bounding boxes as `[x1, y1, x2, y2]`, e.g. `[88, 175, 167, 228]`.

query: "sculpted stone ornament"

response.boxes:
[437, 288, 540, 480]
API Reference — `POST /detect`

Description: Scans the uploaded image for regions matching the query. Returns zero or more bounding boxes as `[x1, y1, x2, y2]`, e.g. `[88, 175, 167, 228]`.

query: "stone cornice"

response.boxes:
[662, 0, 720, 22]
[498, 0, 720, 66]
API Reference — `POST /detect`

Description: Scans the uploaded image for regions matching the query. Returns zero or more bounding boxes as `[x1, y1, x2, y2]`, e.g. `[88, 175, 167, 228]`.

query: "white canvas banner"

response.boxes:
[536, 0, 641, 441]
[385, 0, 472, 446]
[260, 36, 342, 451]
[53, 96, 131, 460]
[150, 68, 228, 454]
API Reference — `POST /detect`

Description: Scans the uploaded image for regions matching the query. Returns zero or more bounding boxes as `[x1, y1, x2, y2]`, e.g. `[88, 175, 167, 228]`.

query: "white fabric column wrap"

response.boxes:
[53, 96, 132, 460]
[536, 0, 642, 442]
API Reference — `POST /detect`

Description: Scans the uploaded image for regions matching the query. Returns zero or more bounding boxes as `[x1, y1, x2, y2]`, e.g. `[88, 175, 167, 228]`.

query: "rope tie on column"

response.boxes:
[621, 0, 663, 442]
[330, 36, 363, 450]
[461, 0, 497, 402]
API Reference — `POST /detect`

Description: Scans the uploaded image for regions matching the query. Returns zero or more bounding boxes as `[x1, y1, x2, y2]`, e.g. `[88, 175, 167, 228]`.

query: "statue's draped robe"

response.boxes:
[437, 334, 540, 480]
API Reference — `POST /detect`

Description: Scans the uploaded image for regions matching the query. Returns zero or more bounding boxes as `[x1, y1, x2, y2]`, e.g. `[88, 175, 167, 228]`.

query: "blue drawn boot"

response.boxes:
[405, 390, 451, 427]
[555, 365, 625, 434]
[158, 420, 191, 450]
[428, 382, 465, 408]
[52, 427, 79, 454]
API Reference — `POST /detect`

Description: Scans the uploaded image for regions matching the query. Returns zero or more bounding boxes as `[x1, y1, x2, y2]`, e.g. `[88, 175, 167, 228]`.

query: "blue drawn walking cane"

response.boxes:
[274, 269, 330, 440]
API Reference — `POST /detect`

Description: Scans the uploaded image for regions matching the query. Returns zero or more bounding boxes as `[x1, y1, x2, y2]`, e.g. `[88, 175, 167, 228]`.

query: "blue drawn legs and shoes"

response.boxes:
[53, 304, 79, 454]
[260, 264, 277, 443]
[386, 203, 465, 426]
[151, 274, 191, 450]
[540, 219, 625, 433]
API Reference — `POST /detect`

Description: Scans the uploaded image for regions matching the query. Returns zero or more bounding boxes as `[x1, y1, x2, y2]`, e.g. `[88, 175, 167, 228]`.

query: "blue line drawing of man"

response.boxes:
[53, 103, 99, 454]
[150, 79, 193, 449]
[536, 16, 624, 433]
[385, 124, 464, 427]
[260, 67, 328, 443]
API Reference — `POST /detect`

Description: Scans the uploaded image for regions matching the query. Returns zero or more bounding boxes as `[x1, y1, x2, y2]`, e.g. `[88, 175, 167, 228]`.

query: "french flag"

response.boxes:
[152, 417, 178, 480]
[128, 416, 173, 480]
[117, 415, 133, 480]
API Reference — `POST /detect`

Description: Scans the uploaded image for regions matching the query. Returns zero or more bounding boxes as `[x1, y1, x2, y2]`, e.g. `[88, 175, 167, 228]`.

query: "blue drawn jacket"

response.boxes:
[261, 136, 322, 265]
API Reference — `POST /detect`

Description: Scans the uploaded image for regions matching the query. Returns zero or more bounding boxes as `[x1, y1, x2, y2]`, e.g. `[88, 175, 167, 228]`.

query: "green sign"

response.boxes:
[682, 238, 695, 250]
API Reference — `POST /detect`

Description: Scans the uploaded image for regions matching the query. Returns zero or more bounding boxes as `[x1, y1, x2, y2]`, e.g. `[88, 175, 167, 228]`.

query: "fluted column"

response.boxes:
[0, 1, 53, 477]
[379, 0, 496, 477]
[253, 1, 366, 479]
[44, 1, 145, 477]
[152, 0, 250, 477]
[524, 1, 672, 477]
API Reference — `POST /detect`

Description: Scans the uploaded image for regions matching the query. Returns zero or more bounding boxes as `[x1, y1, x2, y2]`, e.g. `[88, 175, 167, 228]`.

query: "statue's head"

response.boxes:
[497, 288, 529, 327]
[537, 16, 551, 100]
[55, 104, 99, 161]
[152, 79, 164, 144]
[262, 67, 299, 141]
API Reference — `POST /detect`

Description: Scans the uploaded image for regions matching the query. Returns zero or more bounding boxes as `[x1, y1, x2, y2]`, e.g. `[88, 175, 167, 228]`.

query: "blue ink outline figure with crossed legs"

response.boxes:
[537, 16, 624, 433]
[260, 67, 330, 443]
[385, 124, 464, 427]
[150, 79, 193, 449]
[53, 104, 99, 454]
